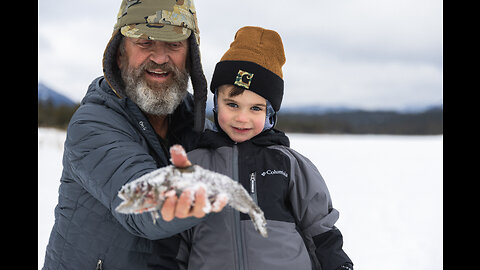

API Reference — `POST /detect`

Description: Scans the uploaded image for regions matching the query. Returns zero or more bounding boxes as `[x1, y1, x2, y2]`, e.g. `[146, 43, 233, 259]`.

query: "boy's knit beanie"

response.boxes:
[102, 0, 207, 132]
[210, 26, 286, 112]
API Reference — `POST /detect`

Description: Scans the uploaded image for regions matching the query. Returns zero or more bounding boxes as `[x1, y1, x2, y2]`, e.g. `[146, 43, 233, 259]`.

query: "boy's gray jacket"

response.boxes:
[177, 130, 352, 270]
[42, 77, 210, 270]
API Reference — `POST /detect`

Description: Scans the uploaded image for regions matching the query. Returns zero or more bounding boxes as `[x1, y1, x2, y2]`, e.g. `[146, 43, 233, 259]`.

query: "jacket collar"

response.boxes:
[198, 128, 289, 149]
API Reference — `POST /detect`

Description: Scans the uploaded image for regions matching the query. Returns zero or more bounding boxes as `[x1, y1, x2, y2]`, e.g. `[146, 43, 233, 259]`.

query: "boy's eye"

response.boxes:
[227, 102, 238, 108]
[251, 106, 264, 112]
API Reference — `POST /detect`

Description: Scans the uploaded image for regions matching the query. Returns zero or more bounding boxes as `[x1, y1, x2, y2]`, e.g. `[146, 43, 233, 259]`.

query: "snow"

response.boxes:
[288, 134, 443, 269]
[38, 128, 66, 269]
[38, 128, 443, 269]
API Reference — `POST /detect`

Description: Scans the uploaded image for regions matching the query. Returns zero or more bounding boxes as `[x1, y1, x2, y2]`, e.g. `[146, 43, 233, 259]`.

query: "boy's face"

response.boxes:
[217, 85, 267, 143]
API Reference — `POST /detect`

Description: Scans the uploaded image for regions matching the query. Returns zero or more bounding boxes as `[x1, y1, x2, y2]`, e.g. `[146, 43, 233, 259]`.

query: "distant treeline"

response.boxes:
[274, 107, 443, 135]
[39, 100, 442, 135]
[38, 101, 80, 129]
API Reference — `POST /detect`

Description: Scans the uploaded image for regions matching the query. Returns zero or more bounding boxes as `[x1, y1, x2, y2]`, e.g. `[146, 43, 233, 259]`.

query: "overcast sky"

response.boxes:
[38, 0, 442, 110]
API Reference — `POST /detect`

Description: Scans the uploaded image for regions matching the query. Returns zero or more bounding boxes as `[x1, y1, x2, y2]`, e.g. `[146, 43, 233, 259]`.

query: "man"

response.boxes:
[42, 1, 225, 269]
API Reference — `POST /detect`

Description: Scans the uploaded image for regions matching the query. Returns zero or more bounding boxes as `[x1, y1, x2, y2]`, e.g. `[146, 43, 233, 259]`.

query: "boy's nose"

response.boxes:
[234, 110, 249, 123]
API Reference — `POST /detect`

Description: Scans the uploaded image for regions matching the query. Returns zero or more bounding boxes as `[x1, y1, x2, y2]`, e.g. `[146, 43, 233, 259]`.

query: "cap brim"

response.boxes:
[121, 24, 191, 42]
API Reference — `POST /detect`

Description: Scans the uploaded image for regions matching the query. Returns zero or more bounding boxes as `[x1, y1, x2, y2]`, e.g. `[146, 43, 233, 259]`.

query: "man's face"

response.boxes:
[117, 37, 190, 116]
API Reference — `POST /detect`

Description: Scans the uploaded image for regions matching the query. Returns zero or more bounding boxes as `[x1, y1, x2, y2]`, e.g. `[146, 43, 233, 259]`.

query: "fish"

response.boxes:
[115, 164, 268, 238]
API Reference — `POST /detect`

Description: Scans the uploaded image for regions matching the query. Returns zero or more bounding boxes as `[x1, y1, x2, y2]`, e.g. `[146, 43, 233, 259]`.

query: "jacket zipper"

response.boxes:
[232, 144, 245, 270]
[249, 172, 257, 204]
[96, 259, 103, 270]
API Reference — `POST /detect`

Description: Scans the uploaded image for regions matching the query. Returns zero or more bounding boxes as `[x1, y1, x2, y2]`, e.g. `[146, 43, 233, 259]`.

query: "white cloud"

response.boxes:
[38, 0, 443, 109]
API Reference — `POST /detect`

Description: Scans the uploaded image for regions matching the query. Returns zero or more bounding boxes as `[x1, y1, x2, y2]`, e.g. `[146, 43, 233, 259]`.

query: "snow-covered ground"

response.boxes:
[38, 128, 443, 269]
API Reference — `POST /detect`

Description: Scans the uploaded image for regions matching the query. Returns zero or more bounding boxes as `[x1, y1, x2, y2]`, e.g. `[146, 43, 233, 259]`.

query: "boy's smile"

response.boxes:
[217, 86, 267, 143]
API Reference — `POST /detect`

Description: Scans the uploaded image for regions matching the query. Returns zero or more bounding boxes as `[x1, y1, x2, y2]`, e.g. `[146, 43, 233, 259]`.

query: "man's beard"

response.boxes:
[120, 60, 189, 116]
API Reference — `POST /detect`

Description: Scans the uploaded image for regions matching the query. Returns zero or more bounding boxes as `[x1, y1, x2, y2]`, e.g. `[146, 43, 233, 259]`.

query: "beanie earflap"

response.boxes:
[188, 34, 208, 133]
[103, 30, 126, 98]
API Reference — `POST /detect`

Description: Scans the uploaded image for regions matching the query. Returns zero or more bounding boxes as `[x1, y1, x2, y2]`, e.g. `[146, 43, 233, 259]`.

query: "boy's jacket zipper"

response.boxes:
[96, 259, 103, 270]
[232, 144, 245, 270]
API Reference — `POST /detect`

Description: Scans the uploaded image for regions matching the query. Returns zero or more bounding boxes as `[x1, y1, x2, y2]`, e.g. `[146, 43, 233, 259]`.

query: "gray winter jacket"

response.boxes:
[177, 130, 353, 270]
[42, 77, 211, 270]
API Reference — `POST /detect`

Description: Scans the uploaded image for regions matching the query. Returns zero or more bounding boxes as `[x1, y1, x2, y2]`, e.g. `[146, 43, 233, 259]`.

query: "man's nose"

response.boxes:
[149, 43, 169, 64]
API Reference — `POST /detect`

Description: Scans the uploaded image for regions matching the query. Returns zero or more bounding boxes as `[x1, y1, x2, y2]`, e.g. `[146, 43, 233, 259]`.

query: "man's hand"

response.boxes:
[161, 145, 228, 221]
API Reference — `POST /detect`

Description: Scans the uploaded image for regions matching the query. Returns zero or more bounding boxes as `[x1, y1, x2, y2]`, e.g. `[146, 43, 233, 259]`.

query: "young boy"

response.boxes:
[178, 26, 353, 270]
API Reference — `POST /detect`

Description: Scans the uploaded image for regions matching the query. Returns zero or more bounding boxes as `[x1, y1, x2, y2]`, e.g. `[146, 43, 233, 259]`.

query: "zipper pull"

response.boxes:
[250, 172, 256, 194]
[96, 259, 103, 270]
[250, 172, 258, 203]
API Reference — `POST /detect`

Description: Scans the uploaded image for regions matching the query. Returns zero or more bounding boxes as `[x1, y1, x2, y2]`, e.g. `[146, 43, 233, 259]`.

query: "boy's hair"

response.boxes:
[219, 84, 245, 98]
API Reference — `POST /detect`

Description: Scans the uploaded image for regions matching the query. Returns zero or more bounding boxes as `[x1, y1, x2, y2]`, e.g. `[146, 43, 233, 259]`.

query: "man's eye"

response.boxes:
[168, 42, 182, 49]
[136, 41, 152, 47]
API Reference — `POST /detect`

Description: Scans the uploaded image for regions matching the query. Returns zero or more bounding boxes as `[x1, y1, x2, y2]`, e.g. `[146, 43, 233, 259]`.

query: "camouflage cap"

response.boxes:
[114, 0, 200, 44]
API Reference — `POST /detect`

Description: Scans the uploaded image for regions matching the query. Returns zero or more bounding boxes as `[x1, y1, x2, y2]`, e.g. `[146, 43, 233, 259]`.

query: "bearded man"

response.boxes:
[42, 1, 225, 269]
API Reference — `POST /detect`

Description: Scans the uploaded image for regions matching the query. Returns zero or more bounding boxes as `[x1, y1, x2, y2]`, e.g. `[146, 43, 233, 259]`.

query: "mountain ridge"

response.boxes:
[38, 82, 77, 107]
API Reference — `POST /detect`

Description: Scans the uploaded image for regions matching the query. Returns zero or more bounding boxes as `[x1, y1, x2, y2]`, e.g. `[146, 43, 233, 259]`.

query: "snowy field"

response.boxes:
[38, 128, 443, 269]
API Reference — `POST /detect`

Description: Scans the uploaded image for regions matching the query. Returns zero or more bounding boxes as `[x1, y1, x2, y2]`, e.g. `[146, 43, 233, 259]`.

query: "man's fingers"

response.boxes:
[160, 188, 226, 221]
[174, 190, 193, 219]
[191, 187, 207, 218]
[161, 195, 177, 222]
[212, 193, 229, 212]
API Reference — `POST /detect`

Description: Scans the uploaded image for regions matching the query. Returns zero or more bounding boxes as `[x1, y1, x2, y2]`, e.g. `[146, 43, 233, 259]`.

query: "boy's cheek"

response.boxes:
[254, 117, 266, 134]
[217, 111, 230, 130]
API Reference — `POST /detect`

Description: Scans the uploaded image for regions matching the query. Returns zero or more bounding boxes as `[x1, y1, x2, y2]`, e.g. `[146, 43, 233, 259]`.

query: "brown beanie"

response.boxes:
[210, 26, 286, 111]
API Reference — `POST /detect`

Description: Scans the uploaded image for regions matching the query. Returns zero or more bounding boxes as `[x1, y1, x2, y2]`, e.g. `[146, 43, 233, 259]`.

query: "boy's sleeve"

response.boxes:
[273, 146, 353, 270]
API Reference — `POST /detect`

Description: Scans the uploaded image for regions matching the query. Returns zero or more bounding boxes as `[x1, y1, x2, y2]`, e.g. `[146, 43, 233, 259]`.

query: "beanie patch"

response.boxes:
[211, 60, 283, 112]
[234, 70, 254, 89]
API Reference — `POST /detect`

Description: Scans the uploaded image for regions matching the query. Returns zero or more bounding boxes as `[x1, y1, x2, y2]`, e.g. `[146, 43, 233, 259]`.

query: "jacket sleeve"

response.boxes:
[64, 102, 204, 240]
[273, 146, 353, 270]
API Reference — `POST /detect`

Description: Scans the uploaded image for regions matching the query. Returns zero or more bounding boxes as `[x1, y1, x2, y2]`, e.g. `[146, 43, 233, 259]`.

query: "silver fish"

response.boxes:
[115, 165, 268, 238]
